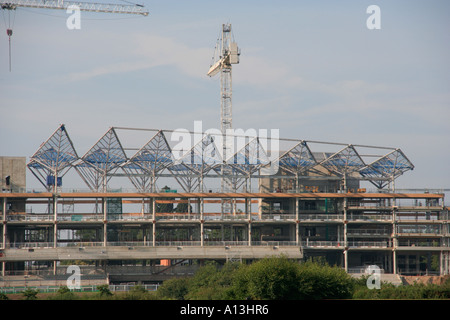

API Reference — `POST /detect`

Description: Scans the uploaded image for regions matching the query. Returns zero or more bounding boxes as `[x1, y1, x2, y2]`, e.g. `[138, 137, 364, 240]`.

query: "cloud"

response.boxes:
[62, 33, 212, 82]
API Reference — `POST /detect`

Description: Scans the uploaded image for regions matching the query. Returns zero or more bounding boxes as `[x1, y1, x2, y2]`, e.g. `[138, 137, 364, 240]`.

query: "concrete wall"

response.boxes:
[0, 157, 26, 192]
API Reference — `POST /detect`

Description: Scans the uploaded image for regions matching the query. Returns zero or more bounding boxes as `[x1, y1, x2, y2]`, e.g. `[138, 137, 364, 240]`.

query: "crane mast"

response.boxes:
[207, 23, 240, 213]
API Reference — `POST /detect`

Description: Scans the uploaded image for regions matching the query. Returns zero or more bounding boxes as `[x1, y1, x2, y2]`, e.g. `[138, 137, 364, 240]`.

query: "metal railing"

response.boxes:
[252, 214, 296, 221]
[348, 241, 392, 248]
[302, 240, 342, 247]
[347, 214, 392, 222]
[298, 214, 343, 221]
[347, 229, 391, 236]
[0, 284, 159, 294]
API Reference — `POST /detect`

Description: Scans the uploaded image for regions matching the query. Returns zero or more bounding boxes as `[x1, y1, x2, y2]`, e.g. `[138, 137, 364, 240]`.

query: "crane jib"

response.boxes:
[0, 1, 149, 16]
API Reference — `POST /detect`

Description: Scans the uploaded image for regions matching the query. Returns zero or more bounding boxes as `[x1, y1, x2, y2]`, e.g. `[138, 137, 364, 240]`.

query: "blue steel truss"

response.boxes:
[74, 127, 127, 191]
[28, 125, 415, 192]
[27, 124, 78, 190]
[359, 149, 414, 188]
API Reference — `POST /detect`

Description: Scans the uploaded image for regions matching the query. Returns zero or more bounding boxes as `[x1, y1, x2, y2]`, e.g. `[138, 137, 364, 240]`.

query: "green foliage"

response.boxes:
[185, 262, 240, 300]
[230, 256, 302, 300]
[229, 257, 353, 300]
[157, 277, 190, 300]
[96, 284, 113, 299]
[121, 285, 157, 300]
[47, 285, 78, 300]
[0, 292, 9, 300]
[157, 256, 354, 300]
[352, 277, 450, 300]
[296, 260, 354, 299]
[22, 288, 39, 300]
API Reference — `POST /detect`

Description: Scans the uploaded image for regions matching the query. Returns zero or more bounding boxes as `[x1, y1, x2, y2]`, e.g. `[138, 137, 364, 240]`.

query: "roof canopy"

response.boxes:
[28, 125, 415, 192]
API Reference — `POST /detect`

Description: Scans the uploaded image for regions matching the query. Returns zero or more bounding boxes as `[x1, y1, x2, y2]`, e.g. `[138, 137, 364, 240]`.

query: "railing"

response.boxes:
[347, 229, 391, 236]
[253, 214, 296, 221]
[204, 214, 248, 221]
[3, 240, 303, 249]
[396, 225, 441, 235]
[155, 214, 199, 221]
[347, 214, 392, 222]
[302, 241, 342, 247]
[4, 213, 303, 222]
[397, 240, 442, 247]
[298, 214, 343, 221]
[7, 215, 53, 222]
[109, 284, 160, 292]
[251, 241, 298, 247]
[348, 241, 392, 248]
[0, 284, 159, 295]
[4, 240, 449, 250]
[396, 214, 442, 222]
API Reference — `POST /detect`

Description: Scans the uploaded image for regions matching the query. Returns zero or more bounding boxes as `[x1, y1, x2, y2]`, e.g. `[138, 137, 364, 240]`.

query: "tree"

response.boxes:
[157, 278, 190, 300]
[230, 256, 303, 300]
[229, 256, 354, 300]
[185, 262, 239, 300]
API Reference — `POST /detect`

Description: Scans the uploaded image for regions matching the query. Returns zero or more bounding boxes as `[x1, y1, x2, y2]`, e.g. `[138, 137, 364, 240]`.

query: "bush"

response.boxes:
[0, 292, 9, 300]
[47, 286, 77, 300]
[157, 278, 190, 300]
[96, 284, 113, 299]
[186, 262, 240, 300]
[352, 280, 450, 300]
[296, 260, 353, 299]
[230, 256, 302, 300]
[228, 256, 353, 300]
[122, 285, 157, 300]
[22, 288, 39, 300]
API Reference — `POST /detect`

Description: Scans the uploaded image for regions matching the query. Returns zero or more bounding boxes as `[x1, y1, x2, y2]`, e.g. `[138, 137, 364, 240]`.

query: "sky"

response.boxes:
[0, 0, 449, 192]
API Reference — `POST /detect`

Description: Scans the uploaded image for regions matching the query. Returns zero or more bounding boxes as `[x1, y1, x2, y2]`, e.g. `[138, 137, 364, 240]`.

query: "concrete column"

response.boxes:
[2, 197, 6, 249]
[103, 197, 107, 246]
[295, 198, 299, 245]
[2, 197, 6, 220]
[393, 250, 397, 274]
[152, 197, 156, 247]
[53, 196, 58, 248]
[248, 221, 252, 246]
[1, 198, 5, 277]
[200, 198, 204, 247]
[343, 196, 348, 272]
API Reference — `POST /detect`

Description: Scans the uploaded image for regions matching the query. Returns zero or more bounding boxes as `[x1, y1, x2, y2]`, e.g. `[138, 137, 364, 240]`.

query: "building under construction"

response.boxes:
[0, 125, 449, 288]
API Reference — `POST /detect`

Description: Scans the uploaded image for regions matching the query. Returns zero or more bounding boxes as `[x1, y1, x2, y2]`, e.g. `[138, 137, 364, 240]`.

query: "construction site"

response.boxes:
[1, 122, 449, 290]
[1, 1, 449, 292]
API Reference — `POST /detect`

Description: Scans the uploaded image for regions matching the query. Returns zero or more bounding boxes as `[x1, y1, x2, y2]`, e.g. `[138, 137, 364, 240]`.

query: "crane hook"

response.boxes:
[7, 28, 12, 72]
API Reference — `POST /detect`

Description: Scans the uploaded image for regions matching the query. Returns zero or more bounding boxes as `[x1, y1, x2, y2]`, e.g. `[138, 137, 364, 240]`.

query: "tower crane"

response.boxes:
[207, 23, 240, 141]
[1, 1, 149, 71]
[207, 23, 240, 213]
